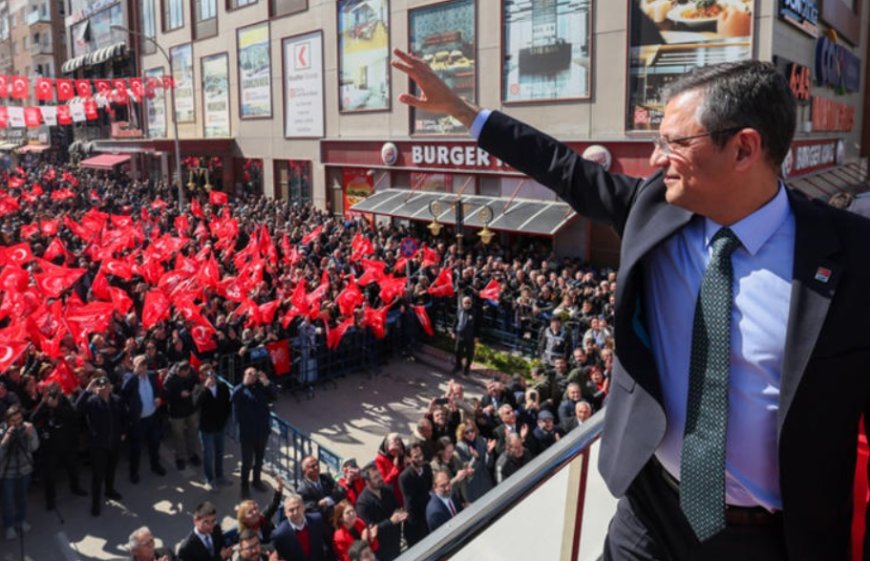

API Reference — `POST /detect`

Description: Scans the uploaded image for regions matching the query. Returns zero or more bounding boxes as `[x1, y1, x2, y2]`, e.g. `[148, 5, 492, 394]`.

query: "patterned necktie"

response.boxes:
[680, 227, 741, 542]
[204, 533, 214, 555]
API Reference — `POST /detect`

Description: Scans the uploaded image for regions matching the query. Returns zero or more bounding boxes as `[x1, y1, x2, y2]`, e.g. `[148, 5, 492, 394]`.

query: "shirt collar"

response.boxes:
[289, 519, 307, 532]
[704, 182, 790, 256]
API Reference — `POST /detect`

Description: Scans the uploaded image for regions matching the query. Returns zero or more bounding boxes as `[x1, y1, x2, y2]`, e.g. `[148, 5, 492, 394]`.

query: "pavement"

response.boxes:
[0, 352, 485, 561]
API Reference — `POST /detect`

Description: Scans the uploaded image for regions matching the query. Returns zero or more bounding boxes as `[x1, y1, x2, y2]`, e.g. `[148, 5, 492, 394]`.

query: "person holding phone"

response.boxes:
[231, 368, 277, 499]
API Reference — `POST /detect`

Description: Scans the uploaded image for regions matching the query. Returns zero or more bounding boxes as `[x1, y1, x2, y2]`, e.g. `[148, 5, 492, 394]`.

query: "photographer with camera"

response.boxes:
[30, 385, 88, 511]
[231, 367, 277, 499]
[0, 404, 39, 540]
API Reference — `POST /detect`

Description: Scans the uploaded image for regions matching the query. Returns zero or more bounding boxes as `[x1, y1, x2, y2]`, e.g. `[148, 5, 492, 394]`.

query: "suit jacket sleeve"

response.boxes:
[478, 110, 643, 236]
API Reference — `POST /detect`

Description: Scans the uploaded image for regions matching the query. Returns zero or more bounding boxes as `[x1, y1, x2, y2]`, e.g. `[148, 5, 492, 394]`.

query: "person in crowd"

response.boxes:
[271, 493, 335, 561]
[492, 404, 527, 457]
[424, 470, 462, 533]
[163, 360, 201, 471]
[452, 420, 495, 503]
[332, 500, 378, 561]
[408, 416, 436, 462]
[0, 382, 21, 421]
[525, 410, 561, 458]
[128, 526, 177, 561]
[537, 316, 572, 367]
[495, 434, 533, 484]
[229, 475, 285, 545]
[557, 383, 583, 430]
[581, 366, 609, 412]
[235, 529, 280, 561]
[355, 463, 407, 561]
[194, 363, 233, 492]
[398, 442, 433, 547]
[0, 405, 38, 540]
[429, 436, 470, 500]
[478, 381, 515, 439]
[373, 433, 405, 506]
[122, 354, 167, 484]
[452, 296, 479, 376]
[232, 367, 277, 498]
[563, 400, 594, 433]
[30, 384, 88, 510]
[297, 455, 347, 523]
[427, 406, 458, 444]
[76, 376, 124, 517]
[177, 501, 233, 561]
[337, 458, 365, 506]
[347, 540, 377, 561]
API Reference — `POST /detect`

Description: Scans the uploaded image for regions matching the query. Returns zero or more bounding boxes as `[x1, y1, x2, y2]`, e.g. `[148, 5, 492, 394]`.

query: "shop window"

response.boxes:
[193, 0, 217, 39]
[234, 158, 263, 196]
[163, 0, 183, 32]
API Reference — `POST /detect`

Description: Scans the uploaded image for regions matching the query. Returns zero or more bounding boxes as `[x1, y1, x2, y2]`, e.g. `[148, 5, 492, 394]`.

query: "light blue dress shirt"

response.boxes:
[645, 186, 794, 511]
[138, 373, 156, 419]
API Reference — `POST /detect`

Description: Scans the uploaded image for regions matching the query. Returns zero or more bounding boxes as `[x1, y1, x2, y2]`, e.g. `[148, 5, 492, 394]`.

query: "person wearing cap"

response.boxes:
[163, 361, 201, 471]
[525, 409, 562, 458]
[76, 375, 124, 517]
[121, 354, 167, 484]
[337, 458, 365, 506]
[193, 363, 233, 492]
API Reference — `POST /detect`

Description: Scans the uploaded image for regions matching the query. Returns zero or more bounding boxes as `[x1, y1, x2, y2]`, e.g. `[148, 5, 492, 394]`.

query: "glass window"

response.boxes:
[197, 0, 216, 20]
[227, 0, 255, 11]
[269, 0, 305, 19]
[140, 0, 156, 54]
[163, 0, 183, 31]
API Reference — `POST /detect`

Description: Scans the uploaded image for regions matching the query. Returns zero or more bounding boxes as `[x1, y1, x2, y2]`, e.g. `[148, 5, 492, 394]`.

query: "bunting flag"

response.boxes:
[428, 267, 455, 298]
[0, 75, 7, 97]
[413, 305, 434, 337]
[24, 107, 42, 128]
[266, 339, 291, 376]
[56, 79, 74, 101]
[479, 279, 502, 301]
[34, 78, 53, 101]
[10, 76, 29, 99]
[75, 79, 92, 98]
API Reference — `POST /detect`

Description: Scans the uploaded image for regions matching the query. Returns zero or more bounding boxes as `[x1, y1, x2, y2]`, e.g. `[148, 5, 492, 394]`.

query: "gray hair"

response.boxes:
[283, 492, 304, 510]
[127, 526, 152, 552]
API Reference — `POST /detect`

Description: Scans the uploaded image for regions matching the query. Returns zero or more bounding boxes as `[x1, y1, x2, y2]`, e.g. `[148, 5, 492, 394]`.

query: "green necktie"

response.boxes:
[680, 227, 741, 542]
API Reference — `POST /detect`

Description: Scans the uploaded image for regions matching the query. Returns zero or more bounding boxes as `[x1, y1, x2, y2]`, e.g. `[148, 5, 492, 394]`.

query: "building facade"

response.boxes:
[78, 0, 870, 263]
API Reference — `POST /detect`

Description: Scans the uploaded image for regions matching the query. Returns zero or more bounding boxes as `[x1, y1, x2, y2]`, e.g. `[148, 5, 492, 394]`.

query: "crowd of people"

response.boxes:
[0, 163, 616, 558]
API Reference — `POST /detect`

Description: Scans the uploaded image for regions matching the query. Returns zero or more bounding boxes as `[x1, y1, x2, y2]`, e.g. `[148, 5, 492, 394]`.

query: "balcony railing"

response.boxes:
[396, 409, 607, 561]
[26, 10, 50, 25]
[30, 41, 52, 55]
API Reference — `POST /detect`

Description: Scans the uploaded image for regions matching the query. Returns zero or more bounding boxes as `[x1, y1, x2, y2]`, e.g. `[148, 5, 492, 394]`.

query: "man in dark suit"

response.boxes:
[232, 367, 277, 498]
[452, 295, 478, 375]
[356, 463, 407, 561]
[176, 501, 232, 561]
[425, 470, 462, 533]
[193, 363, 232, 491]
[296, 455, 346, 523]
[399, 443, 434, 547]
[393, 49, 870, 560]
[75, 376, 124, 517]
[121, 354, 166, 484]
[271, 493, 335, 561]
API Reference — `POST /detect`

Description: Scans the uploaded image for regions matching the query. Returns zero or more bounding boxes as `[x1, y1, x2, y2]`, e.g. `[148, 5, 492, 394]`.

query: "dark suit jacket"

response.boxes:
[399, 464, 434, 539]
[121, 371, 162, 428]
[424, 492, 463, 534]
[356, 486, 401, 561]
[296, 474, 346, 520]
[271, 513, 335, 561]
[176, 527, 225, 561]
[479, 110, 870, 561]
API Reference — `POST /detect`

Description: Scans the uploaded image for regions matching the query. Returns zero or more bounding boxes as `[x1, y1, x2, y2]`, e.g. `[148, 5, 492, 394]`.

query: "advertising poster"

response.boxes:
[283, 31, 324, 138]
[337, 0, 390, 112]
[145, 67, 166, 138]
[627, 0, 753, 130]
[202, 53, 231, 137]
[409, 0, 475, 134]
[170, 43, 195, 123]
[503, 0, 591, 102]
[343, 167, 374, 218]
[238, 22, 273, 118]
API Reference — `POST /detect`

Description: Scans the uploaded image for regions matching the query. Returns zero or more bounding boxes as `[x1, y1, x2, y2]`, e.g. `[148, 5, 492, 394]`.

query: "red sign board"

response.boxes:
[811, 96, 854, 132]
[781, 138, 843, 178]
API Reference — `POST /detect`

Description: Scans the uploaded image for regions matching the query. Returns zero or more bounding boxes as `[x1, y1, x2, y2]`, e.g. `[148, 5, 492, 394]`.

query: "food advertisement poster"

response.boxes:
[503, 0, 591, 102]
[202, 53, 231, 138]
[338, 0, 390, 112]
[238, 22, 273, 118]
[627, 0, 753, 130]
[343, 167, 374, 217]
[409, 0, 475, 134]
[170, 43, 195, 123]
[145, 67, 166, 138]
[283, 31, 325, 138]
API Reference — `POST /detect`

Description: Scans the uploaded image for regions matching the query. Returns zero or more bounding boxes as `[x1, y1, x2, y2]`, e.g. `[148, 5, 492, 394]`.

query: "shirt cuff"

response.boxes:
[469, 109, 492, 140]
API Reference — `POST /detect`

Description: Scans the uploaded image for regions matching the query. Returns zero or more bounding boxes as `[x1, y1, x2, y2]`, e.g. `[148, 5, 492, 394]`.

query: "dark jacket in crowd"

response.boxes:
[76, 390, 125, 449]
[30, 394, 80, 453]
[121, 371, 163, 426]
[230, 382, 276, 440]
[356, 485, 403, 561]
[163, 371, 198, 419]
[193, 381, 232, 433]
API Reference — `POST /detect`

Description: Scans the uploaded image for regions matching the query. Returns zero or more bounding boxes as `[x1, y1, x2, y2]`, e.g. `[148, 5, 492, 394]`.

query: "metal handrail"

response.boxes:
[396, 408, 606, 561]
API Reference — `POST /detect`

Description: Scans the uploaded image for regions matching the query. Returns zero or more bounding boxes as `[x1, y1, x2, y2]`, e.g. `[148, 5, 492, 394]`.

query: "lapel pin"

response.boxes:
[814, 267, 832, 283]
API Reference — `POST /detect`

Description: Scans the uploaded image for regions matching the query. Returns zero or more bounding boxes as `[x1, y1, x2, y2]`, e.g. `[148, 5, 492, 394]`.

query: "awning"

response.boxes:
[61, 54, 88, 74]
[85, 42, 127, 67]
[787, 160, 869, 200]
[15, 144, 50, 154]
[0, 142, 21, 151]
[79, 153, 131, 170]
[350, 189, 577, 236]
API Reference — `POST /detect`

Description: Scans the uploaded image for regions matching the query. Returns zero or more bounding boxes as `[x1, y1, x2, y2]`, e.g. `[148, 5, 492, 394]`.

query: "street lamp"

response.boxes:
[111, 24, 185, 211]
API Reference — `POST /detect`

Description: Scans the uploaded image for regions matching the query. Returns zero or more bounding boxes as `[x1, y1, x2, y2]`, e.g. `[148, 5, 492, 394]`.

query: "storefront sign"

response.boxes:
[110, 121, 144, 138]
[202, 53, 231, 138]
[781, 138, 839, 178]
[811, 96, 854, 132]
[381, 142, 398, 166]
[342, 167, 374, 218]
[815, 36, 861, 93]
[787, 62, 812, 103]
[237, 23, 273, 119]
[283, 31, 324, 138]
[779, 0, 819, 37]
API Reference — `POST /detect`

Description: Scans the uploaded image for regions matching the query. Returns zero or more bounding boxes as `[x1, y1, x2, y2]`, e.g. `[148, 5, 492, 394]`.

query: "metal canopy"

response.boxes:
[350, 189, 577, 236]
[787, 160, 869, 200]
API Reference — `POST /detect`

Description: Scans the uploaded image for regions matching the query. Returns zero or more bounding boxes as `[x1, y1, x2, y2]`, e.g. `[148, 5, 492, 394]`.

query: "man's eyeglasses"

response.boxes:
[651, 127, 743, 156]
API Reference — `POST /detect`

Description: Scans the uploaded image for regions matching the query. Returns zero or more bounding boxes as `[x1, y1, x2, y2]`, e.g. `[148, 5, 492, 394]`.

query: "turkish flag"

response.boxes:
[46, 360, 79, 395]
[142, 289, 171, 329]
[327, 318, 355, 350]
[0, 106, 7, 128]
[162, 75, 175, 89]
[56, 79, 74, 101]
[19, 224, 37, 239]
[351, 233, 374, 260]
[0, 266, 28, 292]
[43, 237, 67, 261]
[358, 259, 387, 286]
[428, 267, 455, 298]
[289, 281, 310, 317]
[93, 79, 111, 96]
[75, 79, 92, 98]
[90, 268, 111, 300]
[39, 219, 58, 237]
[190, 317, 218, 353]
[266, 340, 291, 376]
[24, 107, 42, 128]
[363, 305, 389, 340]
[0, 75, 8, 97]
[0, 196, 19, 216]
[56, 105, 72, 125]
[10, 76, 28, 99]
[377, 275, 406, 306]
[190, 198, 205, 218]
[109, 287, 133, 314]
[336, 277, 364, 317]
[301, 225, 323, 246]
[5, 243, 34, 266]
[219, 276, 247, 303]
[209, 190, 228, 206]
[84, 99, 98, 120]
[0, 340, 28, 373]
[111, 79, 128, 104]
[34, 265, 86, 298]
[413, 305, 434, 337]
[129, 78, 144, 100]
[34, 78, 53, 101]
[103, 259, 133, 280]
[174, 214, 189, 236]
[479, 279, 501, 301]
[419, 245, 440, 268]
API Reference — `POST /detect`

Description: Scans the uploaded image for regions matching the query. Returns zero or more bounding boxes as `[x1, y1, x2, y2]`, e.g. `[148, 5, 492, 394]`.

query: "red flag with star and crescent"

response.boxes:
[266, 340, 291, 376]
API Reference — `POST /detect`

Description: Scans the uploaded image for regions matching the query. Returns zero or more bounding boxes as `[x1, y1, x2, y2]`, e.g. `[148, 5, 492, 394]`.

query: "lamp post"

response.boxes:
[111, 24, 185, 211]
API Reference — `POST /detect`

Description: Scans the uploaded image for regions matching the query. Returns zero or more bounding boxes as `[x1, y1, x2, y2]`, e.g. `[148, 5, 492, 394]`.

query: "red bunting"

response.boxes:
[0, 106, 7, 128]
[56, 79, 74, 101]
[56, 105, 72, 125]
[93, 79, 111, 96]
[0, 75, 8, 97]
[111, 79, 128, 103]
[10, 76, 29, 99]
[34, 78, 53, 101]
[84, 99, 98, 120]
[129, 78, 144, 99]
[75, 79, 92, 98]
[24, 107, 42, 128]
[162, 75, 175, 89]
[266, 340, 291, 376]
[413, 305, 434, 337]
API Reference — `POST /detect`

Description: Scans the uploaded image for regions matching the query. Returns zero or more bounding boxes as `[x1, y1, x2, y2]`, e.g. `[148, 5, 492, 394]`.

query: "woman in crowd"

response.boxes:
[228, 475, 285, 545]
[452, 420, 495, 503]
[332, 500, 378, 561]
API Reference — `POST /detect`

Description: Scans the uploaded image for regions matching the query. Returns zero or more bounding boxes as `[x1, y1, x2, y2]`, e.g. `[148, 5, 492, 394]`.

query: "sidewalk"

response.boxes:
[0, 355, 484, 561]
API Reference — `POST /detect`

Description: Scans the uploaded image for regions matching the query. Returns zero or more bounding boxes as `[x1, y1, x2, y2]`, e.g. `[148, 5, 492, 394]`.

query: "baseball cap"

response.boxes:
[94, 376, 111, 388]
[538, 410, 555, 421]
[342, 458, 358, 469]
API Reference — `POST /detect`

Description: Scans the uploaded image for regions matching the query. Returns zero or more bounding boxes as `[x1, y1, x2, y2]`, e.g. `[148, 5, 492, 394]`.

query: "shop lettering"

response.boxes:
[410, 145, 505, 169]
[788, 63, 811, 102]
[815, 36, 861, 93]
[780, 0, 818, 24]
[794, 142, 834, 171]
[811, 96, 854, 132]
